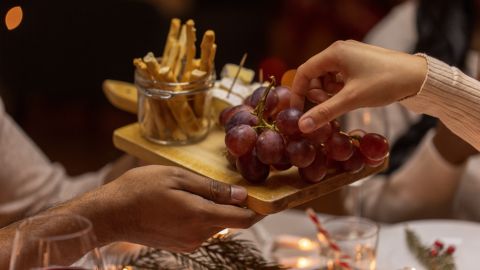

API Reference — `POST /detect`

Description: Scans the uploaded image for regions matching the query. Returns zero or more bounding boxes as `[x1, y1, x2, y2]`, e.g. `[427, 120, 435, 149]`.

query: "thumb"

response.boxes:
[298, 88, 355, 133]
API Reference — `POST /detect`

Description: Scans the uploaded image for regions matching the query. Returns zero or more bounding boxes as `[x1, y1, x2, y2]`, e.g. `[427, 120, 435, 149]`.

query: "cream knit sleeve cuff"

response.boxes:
[400, 54, 480, 150]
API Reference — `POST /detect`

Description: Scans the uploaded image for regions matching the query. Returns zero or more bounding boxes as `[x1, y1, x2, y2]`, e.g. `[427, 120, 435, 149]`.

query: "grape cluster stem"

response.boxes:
[253, 76, 278, 132]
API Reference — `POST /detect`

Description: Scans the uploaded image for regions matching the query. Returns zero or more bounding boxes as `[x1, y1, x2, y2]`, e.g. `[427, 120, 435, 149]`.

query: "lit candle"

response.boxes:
[296, 257, 313, 268]
[277, 256, 321, 269]
[274, 235, 319, 251]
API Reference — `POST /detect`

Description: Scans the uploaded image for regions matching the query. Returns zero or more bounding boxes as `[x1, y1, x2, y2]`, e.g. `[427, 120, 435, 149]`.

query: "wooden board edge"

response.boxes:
[113, 126, 177, 167]
[247, 160, 389, 215]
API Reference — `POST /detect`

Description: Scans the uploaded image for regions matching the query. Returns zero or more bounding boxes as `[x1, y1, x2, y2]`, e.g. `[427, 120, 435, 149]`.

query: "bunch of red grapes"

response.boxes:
[220, 79, 389, 184]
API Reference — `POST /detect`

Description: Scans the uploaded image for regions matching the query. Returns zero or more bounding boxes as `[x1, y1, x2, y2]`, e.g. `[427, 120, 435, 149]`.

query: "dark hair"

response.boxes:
[385, 0, 476, 174]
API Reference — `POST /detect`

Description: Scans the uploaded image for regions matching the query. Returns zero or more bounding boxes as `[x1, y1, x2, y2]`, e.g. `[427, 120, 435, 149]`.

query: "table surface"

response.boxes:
[255, 210, 480, 270]
[100, 210, 480, 269]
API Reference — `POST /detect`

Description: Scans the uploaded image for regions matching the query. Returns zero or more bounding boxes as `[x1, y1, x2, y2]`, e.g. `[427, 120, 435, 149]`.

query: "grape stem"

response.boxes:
[253, 76, 277, 131]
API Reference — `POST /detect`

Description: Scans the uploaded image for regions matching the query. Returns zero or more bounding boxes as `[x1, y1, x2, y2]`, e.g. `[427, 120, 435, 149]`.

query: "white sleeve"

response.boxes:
[350, 130, 465, 222]
[0, 98, 109, 225]
[364, 0, 418, 53]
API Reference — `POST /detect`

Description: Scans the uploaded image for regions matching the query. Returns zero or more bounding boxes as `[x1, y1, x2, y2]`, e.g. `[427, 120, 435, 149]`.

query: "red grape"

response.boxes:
[348, 129, 366, 147]
[244, 95, 253, 107]
[322, 72, 344, 94]
[326, 158, 342, 174]
[271, 86, 291, 116]
[272, 153, 292, 171]
[348, 129, 366, 138]
[275, 108, 303, 137]
[359, 133, 389, 161]
[365, 157, 385, 167]
[304, 122, 333, 147]
[225, 150, 237, 169]
[306, 88, 330, 104]
[225, 110, 259, 131]
[286, 139, 316, 168]
[219, 105, 252, 127]
[326, 132, 354, 161]
[256, 129, 285, 165]
[342, 147, 365, 174]
[236, 150, 270, 184]
[299, 150, 327, 183]
[250, 86, 279, 117]
[330, 119, 341, 132]
[225, 125, 257, 157]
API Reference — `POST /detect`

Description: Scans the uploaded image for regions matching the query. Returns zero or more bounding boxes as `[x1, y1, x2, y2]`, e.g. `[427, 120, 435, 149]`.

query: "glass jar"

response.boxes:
[135, 69, 215, 145]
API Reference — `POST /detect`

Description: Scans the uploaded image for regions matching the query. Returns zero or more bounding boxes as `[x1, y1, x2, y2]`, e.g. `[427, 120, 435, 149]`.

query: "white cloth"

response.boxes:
[346, 0, 480, 222]
[0, 98, 109, 226]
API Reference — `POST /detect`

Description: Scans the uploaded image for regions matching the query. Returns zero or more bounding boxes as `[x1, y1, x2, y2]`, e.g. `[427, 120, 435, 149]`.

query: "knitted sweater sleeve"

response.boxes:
[401, 55, 480, 150]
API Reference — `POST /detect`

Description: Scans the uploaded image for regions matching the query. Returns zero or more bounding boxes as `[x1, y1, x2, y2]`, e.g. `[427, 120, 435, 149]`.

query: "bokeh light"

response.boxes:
[5, 6, 23, 31]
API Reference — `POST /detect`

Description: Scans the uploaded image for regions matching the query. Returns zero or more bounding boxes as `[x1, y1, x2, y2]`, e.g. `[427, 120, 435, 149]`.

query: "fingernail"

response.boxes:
[231, 185, 247, 203]
[300, 117, 315, 133]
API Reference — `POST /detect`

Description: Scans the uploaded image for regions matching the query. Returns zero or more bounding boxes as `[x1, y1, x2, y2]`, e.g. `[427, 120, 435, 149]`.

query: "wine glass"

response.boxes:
[344, 106, 390, 217]
[9, 213, 105, 270]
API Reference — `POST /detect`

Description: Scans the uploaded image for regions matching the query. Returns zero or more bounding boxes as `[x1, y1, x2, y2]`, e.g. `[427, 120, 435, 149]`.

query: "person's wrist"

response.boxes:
[401, 54, 428, 99]
[56, 185, 121, 246]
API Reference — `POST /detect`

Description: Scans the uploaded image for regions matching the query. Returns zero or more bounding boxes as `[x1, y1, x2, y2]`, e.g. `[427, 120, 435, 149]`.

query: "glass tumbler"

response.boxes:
[9, 213, 104, 270]
[320, 216, 379, 270]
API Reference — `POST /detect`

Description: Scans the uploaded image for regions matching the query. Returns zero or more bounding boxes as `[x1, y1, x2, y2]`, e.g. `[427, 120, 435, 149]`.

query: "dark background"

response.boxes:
[0, 0, 401, 213]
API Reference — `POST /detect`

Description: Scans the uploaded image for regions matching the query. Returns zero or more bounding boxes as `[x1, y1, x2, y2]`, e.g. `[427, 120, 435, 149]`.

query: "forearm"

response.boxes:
[0, 184, 119, 268]
[52, 183, 119, 246]
[401, 55, 480, 150]
[0, 223, 16, 269]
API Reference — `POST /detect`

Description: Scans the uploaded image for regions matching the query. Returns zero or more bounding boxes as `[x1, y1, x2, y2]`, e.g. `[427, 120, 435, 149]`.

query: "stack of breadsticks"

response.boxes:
[133, 18, 217, 143]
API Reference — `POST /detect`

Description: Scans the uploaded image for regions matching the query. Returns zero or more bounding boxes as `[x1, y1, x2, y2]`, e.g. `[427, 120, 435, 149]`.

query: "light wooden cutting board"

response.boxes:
[105, 79, 388, 215]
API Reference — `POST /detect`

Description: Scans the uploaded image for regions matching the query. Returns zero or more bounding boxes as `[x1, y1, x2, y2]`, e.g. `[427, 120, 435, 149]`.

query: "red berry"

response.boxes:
[434, 240, 444, 250]
[430, 248, 438, 257]
[446, 245, 456, 255]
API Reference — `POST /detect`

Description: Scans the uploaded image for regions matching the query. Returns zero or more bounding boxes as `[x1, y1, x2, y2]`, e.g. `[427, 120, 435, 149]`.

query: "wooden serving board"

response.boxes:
[114, 124, 387, 215]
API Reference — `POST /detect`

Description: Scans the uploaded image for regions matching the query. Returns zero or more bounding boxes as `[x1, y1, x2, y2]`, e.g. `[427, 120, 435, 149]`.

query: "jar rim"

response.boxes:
[135, 70, 216, 97]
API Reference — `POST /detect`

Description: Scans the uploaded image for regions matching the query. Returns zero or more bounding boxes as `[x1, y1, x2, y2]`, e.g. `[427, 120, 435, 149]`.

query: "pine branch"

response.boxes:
[122, 234, 288, 270]
[405, 228, 456, 270]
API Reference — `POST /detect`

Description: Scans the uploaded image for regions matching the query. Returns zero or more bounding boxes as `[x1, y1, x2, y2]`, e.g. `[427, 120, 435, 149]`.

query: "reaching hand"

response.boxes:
[291, 40, 427, 133]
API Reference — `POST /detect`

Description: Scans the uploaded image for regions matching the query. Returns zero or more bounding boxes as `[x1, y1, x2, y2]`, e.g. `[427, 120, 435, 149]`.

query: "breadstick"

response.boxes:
[143, 52, 165, 81]
[165, 40, 180, 82]
[199, 30, 215, 73]
[181, 20, 197, 82]
[161, 18, 181, 66]
[209, 43, 217, 72]
[133, 58, 152, 80]
[193, 31, 216, 117]
[156, 99, 187, 141]
[174, 25, 187, 80]
[141, 100, 160, 138]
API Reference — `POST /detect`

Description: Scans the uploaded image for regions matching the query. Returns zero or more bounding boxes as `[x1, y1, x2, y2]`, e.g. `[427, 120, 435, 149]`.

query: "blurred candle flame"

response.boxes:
[5, 6, 23, 31]
[296, 257, 313, 268]
[298, 238, 316, 251]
